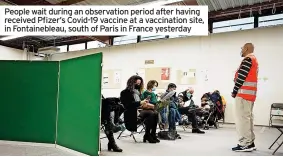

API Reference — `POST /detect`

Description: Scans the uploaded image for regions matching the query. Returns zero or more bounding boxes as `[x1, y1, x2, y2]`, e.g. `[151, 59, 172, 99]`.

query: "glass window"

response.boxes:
[141, 35, 166, 41]
[213, 24, 254, 33]
[88, 41, 106, 49]
[213, 17, 254, 33]
[169, 35, 189, 38]
[259, 13, 283, 27]
[69, 43, 85, 51]
[113, 35, 137, 45]
[57, 45, 67, 52]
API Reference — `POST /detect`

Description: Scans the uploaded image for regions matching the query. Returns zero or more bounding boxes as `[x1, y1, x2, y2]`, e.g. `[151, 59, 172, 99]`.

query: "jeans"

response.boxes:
[160, 107, 181, 131]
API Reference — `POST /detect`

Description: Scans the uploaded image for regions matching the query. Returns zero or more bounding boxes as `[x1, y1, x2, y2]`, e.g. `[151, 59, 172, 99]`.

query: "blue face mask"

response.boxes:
[187, 93, 192, 99]
[152, 88, 156, 91]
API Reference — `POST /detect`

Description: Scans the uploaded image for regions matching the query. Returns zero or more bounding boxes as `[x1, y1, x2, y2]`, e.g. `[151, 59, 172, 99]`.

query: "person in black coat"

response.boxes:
[178, 88, 205, 134]
[101, 96, 124, 152]
[120, 75, 159, 143]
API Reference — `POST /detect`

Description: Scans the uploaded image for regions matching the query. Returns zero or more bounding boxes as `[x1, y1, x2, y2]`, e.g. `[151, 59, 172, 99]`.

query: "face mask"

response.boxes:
[187, 93, 192, 99]
[135, 84, 140, 89]
[152, 88, 156, 91]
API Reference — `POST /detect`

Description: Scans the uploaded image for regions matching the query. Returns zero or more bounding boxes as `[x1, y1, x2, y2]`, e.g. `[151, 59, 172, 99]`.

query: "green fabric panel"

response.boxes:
[0, 61, 59, 143]
[57, 53, 102, 156]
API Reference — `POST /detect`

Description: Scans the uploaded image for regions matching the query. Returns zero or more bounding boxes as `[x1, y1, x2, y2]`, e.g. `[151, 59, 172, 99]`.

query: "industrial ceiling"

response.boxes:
[0, 0, 282, 51]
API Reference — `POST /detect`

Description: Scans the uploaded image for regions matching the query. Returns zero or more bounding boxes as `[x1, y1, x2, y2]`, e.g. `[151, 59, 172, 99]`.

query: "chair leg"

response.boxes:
[273, 141, 283, 155]
[269, 130, 283, 149]
[132, 133, 137, 142]
[117, 130, 124, 139]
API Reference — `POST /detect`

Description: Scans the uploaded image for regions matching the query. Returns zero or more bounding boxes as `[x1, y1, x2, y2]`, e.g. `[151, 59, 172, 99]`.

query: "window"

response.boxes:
[213, 17, 254, 33]
[113, 35, 137, 45]
[169, 35, 189, 39]
[259, 13, 283, 27]
[57, 45, 67, 52]
[141, 35, 166, 41]
[88, 41, 106, 49]
[69, 43, 85, 51]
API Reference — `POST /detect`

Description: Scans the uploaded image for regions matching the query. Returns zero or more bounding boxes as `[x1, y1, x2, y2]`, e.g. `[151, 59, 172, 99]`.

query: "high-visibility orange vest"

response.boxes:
[234, 54, 258, 102]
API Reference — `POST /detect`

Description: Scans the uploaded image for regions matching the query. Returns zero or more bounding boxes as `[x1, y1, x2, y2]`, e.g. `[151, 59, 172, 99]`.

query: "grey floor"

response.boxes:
[0, 144, 74, 156]
[0, 124, 282, 156]
[100, 124, 283, 156]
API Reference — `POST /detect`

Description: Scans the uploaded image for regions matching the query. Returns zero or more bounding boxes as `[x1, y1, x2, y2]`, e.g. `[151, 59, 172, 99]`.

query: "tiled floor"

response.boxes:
[0, 124, 282, 156]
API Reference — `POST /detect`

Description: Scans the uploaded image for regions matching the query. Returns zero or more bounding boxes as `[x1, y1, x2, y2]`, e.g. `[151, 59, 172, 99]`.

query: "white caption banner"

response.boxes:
[0, 6, 208, 36]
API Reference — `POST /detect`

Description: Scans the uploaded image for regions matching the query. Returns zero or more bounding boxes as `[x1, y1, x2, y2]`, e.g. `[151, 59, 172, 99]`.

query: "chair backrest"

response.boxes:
[271, 103, 283, 110]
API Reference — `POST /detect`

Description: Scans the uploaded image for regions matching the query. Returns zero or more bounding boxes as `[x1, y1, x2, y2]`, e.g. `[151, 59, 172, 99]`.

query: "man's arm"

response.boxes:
[232, 57, 252, 95]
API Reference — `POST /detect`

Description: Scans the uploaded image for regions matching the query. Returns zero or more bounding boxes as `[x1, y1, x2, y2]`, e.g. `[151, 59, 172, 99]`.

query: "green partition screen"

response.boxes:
[0, 61, 59, 143]
[57, 53, 102, 156]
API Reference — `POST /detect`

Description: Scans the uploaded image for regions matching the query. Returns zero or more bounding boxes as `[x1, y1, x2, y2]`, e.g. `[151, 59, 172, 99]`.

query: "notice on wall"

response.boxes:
[102, 73, 109, 87]
[161, 67, 170, 81]
[114, 71, 121, 84]
[200, 70, 208, 82]
[177, 69, 196, 85]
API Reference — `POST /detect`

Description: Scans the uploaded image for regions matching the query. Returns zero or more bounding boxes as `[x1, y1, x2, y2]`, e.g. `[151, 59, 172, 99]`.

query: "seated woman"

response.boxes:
[141, 80, 159, 105]
[178, 88, 205, 134]
[120, 75, 159, 143]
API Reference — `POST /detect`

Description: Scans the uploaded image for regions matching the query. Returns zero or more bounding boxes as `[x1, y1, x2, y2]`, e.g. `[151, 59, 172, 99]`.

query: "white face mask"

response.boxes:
[240, 51, 243, 57]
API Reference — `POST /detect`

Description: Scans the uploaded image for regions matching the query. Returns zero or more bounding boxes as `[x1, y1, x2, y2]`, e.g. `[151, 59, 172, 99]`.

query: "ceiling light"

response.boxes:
[0, 35, 26, 41]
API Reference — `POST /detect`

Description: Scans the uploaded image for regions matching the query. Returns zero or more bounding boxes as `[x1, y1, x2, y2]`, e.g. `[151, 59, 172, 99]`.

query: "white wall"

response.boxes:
[0, 45, 24, 60]
[52, 26, 283, 126]
[0, 45, 43, 60]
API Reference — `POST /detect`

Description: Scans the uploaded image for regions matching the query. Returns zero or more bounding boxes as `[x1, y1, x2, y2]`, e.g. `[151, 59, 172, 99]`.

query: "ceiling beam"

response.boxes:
[166, 0, 198, 6]
[209, 0, 283, 21]
[4, 0, 52, 5]
[56, 0, 85, 5]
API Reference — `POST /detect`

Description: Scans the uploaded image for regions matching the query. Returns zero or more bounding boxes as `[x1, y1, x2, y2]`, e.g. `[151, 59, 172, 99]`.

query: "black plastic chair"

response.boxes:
[269, 103, 283, 155]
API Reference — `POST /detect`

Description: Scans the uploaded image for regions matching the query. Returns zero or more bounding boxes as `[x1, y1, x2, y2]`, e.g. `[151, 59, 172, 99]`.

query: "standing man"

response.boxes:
[231, 43, 258, 152]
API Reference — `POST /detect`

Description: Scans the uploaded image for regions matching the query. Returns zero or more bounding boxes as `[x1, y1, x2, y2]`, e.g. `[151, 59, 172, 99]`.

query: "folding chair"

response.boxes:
[100, 124, 107, 139]
[268, 103, 283, 155]
[117, 109, 145, 142]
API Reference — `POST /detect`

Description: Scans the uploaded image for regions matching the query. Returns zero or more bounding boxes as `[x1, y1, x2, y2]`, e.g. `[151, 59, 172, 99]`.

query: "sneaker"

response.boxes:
[232, 144, 254, 152]
[250, 142, 257, 150]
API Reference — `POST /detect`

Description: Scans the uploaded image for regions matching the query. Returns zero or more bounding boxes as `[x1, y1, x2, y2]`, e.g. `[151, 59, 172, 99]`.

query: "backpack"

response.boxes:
[157, 130, 180, 140]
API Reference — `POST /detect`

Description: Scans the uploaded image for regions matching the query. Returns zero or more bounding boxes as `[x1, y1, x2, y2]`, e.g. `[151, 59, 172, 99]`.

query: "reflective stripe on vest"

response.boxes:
[238, 89, 256, 95]
[243, 81, 257, 87]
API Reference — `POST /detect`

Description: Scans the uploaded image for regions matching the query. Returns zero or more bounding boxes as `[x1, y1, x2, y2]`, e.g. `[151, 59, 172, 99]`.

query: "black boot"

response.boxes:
[143, 134, 156, 143]
[106, 131, 123, 152]
[143, 127, 156, 143]
[192, 128, 205, 134]
[150, 122, 160, 143]
[151, 131, 160, 143]
[105, 121, 123, 152]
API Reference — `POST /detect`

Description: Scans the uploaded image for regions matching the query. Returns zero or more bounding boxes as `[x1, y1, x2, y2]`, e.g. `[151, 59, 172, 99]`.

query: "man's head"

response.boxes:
[186, 87, 194, 100]
[167, 83, 177, 92]
[241, 43, 254, 57]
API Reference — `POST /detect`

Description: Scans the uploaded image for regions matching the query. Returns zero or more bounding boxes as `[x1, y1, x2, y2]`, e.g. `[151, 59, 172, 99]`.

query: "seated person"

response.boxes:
[141, 80, 159, 105]
[160, 83, 181, 132]
[200, 93, 211, 110]
[101, 96, 124, 152]
[120, 75, 159, 144]
[214, 90, 226, 112]
[178, 88, 205, 134]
